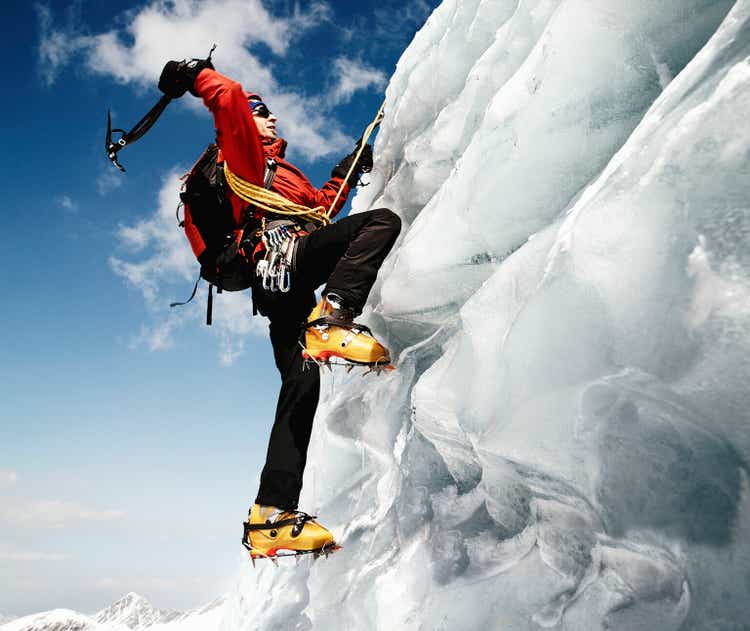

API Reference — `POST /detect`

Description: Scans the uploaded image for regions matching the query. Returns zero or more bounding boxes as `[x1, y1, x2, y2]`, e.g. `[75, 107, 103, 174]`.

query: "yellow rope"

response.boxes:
[223, 163, 331, 227]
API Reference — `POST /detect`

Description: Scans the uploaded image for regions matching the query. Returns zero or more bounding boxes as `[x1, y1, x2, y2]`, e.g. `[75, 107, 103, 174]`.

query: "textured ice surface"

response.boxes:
[226, 0, 750, 630]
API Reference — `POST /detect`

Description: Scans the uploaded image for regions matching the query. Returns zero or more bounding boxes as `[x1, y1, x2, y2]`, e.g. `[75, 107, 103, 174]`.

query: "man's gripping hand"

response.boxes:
[332, 142, 374, 187]
[158, 58, 214, 99]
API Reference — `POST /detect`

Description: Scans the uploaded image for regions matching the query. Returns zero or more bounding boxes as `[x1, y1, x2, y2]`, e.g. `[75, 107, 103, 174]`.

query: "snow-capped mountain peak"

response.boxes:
[0, 593, 225, 631]
[1, 609, 98, 631]
[93, 593, 181, 629]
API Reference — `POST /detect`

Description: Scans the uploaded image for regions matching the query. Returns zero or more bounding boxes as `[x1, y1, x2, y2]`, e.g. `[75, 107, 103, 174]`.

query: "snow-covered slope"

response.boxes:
[0, 609, 100, 631]
[221, 1, 750, 630]
[0, 595, 223, 631]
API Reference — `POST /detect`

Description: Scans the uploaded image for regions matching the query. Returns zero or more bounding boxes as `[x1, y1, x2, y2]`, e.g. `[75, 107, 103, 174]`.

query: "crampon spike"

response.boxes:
[246, 543, 341, 564]
[299, 349, 394, 375]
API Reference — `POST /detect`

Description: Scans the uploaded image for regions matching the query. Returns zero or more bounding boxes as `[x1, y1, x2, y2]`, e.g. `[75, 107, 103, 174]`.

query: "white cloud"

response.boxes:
[329, 58, 387, 105]
[36, 4, 88, 86]
[37, 0, 348, 159]
[131, 318, 179, 352]
[110, 169, 266, 362]
[0, 500, 125, 528]
[97, 169, 124, 196]
[0, 471, 17, 488]
[56, 194, 78, 211]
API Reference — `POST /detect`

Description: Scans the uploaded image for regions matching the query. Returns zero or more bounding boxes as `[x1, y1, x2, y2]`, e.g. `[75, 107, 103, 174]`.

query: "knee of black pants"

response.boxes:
[373, 207, 401, 239]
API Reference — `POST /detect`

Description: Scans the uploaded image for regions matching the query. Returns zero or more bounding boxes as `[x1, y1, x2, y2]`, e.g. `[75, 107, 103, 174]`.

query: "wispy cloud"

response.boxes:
[110, 169, 266, 362]
[97, 169, 124, 196]
[329, 58, 387, 105]
[131, 318, 179, 352]
[0, 500, 125, 528]
[0, 550, 71, 562]
[36, 0, 348, 158]
[35, 4, 88, 86]
[0, 471, 18, 488]
[56, 194, 78, 211]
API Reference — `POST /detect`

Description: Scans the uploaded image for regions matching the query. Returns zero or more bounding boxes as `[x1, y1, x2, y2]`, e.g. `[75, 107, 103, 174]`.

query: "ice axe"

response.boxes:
[105, 95, 172, 172]
[105, 45, 216, 172]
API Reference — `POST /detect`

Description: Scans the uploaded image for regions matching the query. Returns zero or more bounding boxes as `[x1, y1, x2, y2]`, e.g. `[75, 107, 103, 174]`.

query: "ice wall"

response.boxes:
[222, 1, 750, 629]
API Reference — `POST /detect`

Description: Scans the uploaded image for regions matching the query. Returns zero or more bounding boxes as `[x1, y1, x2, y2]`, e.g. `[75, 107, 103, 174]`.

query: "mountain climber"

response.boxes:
[157, 56, 401, 560]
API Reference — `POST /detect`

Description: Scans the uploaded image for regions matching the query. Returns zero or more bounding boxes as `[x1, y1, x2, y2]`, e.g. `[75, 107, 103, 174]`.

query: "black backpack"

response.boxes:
[173, 143, 272, 323]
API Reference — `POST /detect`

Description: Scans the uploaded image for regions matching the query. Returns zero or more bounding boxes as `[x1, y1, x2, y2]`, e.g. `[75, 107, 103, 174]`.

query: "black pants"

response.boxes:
[252, 208, 401, 509]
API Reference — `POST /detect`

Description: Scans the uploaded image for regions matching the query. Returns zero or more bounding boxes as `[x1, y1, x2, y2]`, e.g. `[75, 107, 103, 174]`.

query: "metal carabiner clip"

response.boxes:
[279, 264, 291, 293]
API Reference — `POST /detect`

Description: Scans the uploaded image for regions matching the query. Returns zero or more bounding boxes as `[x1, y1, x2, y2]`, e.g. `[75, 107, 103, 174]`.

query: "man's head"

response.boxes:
[247, 93, 277, 139]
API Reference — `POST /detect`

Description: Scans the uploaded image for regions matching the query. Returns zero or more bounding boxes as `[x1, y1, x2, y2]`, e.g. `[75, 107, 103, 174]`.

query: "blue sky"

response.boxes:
[0, 0, 438, 616]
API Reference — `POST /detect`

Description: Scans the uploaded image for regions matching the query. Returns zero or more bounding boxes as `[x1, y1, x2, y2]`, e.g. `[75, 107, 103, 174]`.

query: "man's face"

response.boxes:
[251, 102, 278, 139]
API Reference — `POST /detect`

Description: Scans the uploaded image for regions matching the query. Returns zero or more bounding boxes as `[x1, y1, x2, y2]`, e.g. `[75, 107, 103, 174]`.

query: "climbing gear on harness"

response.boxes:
[255, 221, 306, 293]
[301, 294, 394, 372]
[242, 504, 339, 566]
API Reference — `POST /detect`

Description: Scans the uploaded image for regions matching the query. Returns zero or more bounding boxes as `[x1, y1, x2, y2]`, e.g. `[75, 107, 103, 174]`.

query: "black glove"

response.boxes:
[158, 57, 214, 99]
[331, 142, 373, 186]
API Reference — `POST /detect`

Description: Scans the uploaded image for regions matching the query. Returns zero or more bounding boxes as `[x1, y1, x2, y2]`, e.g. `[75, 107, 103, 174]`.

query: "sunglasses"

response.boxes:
[250, 101, 272, 118]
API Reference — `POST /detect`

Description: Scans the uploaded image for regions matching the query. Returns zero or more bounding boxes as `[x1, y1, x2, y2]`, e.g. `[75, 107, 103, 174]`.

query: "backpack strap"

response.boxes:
[169, 271, 201, 308]
[206, 283, 213, 326]
[264, 158, 277, 189]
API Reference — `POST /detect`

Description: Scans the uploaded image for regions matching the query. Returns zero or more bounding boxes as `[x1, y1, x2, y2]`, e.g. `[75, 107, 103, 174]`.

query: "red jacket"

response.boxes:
[194, 69, 350, 227]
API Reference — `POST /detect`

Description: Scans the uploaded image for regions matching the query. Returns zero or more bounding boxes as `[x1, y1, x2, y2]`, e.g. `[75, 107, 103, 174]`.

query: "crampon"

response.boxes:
[242, 507, 341, 567]
[244, 541, 342, 567]
[300, 340, 395, 375]
[301, 318, 394, 375]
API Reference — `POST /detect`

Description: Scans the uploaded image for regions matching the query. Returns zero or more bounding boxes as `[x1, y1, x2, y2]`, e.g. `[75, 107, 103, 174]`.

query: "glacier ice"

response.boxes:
[217, 0, 750, 629]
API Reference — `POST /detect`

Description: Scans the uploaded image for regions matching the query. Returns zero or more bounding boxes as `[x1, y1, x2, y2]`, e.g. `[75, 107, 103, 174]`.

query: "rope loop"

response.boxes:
[223, 163, 331, 227]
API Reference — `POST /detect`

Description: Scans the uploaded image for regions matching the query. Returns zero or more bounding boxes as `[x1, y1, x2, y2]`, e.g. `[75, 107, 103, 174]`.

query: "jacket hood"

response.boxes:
[262, 136, 287, 159]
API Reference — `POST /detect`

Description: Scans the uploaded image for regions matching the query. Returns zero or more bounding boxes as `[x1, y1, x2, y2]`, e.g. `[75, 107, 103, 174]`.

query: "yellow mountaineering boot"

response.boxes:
[302, 295, 393, 368]
[242, 504, 337, 561]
